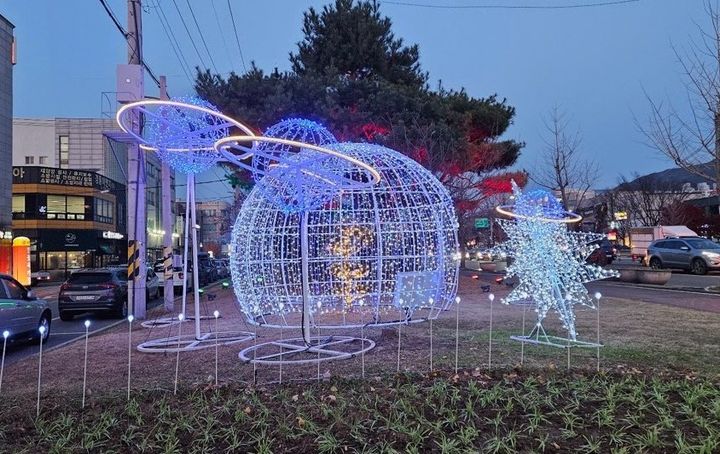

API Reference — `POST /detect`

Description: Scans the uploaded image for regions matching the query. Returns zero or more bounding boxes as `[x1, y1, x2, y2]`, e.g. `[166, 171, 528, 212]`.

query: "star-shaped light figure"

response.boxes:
[493, 181, 617, 341]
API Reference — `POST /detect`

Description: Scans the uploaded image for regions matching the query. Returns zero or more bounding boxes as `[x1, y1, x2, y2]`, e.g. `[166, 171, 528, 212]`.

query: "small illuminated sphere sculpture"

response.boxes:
[251, 118, 341, 212]
[230, 142, 460, 331]
[494, 181, 617, 345]
[117, 96, 255, 352]
[143, 96, 233, 174]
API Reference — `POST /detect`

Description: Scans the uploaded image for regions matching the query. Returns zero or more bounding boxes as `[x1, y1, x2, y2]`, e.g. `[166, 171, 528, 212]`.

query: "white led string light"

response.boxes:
[494, 181, 618, 346]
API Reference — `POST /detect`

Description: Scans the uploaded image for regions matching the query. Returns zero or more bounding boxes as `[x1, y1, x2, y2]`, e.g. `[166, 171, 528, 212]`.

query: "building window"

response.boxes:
[47, 195, 65, 219]
[94, 198, 114, 224]
[12, 195, 25, 219]
[25, 156, 34, 164]
[46, 195, 87, 220]
[39, 156, 48, 165]
[59, 135, 69, 168]
[66, 196, 85, 220]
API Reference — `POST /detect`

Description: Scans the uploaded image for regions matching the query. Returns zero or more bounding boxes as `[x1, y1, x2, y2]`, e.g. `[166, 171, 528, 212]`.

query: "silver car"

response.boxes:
[647, 237, 720, 275]
[0, 274, 51, 342]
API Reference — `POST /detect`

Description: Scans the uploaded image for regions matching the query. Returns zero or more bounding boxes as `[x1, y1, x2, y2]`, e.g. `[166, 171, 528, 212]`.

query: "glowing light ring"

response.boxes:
[216, 135, 381, 189]
[496, 205, 583, 224]
[116, 99, 255, 152]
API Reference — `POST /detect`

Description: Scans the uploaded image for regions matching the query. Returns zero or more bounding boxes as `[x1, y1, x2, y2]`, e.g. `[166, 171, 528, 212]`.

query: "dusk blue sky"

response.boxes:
[0, 0, 709, 199]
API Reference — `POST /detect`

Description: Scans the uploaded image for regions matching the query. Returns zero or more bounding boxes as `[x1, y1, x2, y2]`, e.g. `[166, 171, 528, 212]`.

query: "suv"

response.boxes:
[58, 268, 128, 320]
[587, 239, 616, 266]
[647, 237, 720, 275]
[152, 260, 192, 295]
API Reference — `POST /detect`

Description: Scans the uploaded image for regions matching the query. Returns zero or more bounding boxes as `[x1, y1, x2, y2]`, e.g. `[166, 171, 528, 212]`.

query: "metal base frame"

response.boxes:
[510, 324, 602, 349]
[137, 331, 255, 353]
[239, 336, 375, 365]
[140, 314, 220, 329]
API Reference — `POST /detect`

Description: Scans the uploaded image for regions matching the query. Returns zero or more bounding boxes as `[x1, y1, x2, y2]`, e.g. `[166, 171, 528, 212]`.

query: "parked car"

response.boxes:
[58, 268, 129, 321]
[647, 237, 720, 275]
[152, 260, 192, 295]
[197, 253, 217, 285]
[0, 274, 51, 343]
[214, 259, 230, 279]
[588, 239, 616, 265]
[30, 271, 51, 287]
[146, 267, 160, 300]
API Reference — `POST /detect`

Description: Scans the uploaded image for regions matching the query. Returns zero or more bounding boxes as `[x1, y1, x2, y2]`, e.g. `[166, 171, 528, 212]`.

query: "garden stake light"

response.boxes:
[36, 325, 46, 417]
[520, 303, 526, 365]
[214, 310, 220, 386]
[566, 331, 571, 370]
[429, 316, 433, 372]
[361, 311, 365, 379]
[0, 330, 8, 393]
[455, 297, 460, 374]
[82, 320, 90, 408]
[397, 323, 402, 373]
[127, 315, 134, 400]
[174, 313, 184, 395]
[488, 293, 495, 369]
[595, 292, 602, 371]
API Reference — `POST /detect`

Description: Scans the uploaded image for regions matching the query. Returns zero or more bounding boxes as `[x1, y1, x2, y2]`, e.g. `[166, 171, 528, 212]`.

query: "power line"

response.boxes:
[170, 0, 209, 69]
[382, 0, 639, 9]
[97, 0, 163, 89]
[211, 0, 234, 71]
[98, 0, 127, 38]
[150, 0, 193, 84]
[227, 0, 247, 73]
[184, 0, 219, 73]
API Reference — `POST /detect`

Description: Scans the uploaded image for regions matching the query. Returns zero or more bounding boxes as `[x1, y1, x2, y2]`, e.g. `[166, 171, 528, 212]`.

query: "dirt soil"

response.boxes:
[1, 274, 719, 406]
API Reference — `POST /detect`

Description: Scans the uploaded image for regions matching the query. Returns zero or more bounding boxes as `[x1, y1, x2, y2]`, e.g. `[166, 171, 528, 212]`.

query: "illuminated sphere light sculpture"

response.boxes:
[494, 181, 618, 347]
[230, 142, 460, 337]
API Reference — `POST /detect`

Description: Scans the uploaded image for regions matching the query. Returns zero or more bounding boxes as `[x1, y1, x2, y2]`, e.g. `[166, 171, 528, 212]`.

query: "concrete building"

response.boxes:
[13, 118, 128, 186]
[174, 199, 231, 258]
[12, 118, 177, 262]
[0, 14, 15, 237]
[12, 166, 126, 280]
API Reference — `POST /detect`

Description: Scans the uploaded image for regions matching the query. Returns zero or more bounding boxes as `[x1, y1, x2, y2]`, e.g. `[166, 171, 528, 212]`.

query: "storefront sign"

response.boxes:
[12, 166, 121, 192]
[102, 231, 124, 240]
[39, 230, 96, 250]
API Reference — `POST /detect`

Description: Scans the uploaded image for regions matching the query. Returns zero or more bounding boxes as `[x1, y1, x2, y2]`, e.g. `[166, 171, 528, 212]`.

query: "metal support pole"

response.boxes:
[180, 181, 191, 317]
[159, 75, 174, 312]
[189, 176, 202, 339]
[300, 211, 311, 345]
[126, 0, 146, 319]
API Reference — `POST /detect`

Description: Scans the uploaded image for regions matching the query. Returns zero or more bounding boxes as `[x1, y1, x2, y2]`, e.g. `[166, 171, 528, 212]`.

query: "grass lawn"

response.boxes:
[2, 369, 719, 453]
[0, 276, 719, 452]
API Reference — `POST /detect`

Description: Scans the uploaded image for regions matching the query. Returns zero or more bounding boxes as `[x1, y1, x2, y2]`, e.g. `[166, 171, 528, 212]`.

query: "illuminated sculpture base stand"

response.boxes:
[140, 314, 217, 329]
[239, 335, 376, 365]
[511, 324, 602, 349]
[138, 331, 254, 353]
[137, 173, 254, 353]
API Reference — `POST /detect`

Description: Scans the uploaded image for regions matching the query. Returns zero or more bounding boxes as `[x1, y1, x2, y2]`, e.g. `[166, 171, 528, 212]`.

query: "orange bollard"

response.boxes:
[12, 237, 31, 286]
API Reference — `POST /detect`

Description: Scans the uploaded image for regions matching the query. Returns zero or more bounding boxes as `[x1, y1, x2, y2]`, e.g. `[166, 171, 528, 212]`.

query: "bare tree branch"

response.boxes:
[640, 1, 720, 208]
[530, 107, 600, 212]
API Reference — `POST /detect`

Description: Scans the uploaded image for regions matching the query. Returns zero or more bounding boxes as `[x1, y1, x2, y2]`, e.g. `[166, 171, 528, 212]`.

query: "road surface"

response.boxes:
[2, 283, 164, 366]
[462, 269, 720, 313]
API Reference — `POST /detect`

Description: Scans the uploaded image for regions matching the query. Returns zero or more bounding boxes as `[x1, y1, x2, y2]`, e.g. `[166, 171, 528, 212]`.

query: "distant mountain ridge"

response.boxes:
[618, 162, 716, 190]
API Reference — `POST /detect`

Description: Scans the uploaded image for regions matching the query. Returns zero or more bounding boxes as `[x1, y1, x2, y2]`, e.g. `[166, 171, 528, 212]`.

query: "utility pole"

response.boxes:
[126, 0, 147, 319]
[159, 75, 174, 311]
